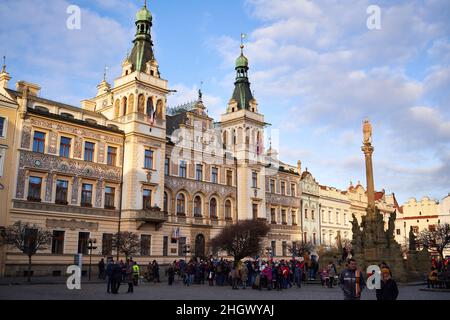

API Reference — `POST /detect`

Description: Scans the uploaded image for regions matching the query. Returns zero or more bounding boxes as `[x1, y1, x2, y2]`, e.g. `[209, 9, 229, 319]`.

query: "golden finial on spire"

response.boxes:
[240, 33, 246, 55]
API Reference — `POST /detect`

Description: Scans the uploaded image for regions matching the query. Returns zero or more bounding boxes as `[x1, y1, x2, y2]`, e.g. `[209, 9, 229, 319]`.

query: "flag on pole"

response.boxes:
[147, 99, 156, 125]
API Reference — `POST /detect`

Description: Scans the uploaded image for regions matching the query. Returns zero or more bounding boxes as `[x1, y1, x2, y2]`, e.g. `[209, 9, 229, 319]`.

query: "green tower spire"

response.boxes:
[231, 41, 254, 111]
[128, 1, 154, 73]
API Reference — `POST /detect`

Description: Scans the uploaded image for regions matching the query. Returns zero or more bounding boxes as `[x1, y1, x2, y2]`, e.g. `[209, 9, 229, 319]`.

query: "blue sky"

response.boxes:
[1, 0, 449, 205]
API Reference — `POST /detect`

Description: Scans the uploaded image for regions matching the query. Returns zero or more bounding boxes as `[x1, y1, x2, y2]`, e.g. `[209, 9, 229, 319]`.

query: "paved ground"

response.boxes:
[0, 279, 449, 300]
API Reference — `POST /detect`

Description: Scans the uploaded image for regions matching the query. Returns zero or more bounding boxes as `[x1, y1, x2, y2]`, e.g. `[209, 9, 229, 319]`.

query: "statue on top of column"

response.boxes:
[363, 119, 372, 144]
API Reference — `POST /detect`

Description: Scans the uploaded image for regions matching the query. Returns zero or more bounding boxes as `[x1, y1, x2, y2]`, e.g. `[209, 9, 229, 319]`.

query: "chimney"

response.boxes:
[297, 160, 302, 175]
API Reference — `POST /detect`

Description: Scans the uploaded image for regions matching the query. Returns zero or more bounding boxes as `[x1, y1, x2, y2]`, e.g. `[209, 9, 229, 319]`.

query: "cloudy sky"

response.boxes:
[0, 0, 449, 204]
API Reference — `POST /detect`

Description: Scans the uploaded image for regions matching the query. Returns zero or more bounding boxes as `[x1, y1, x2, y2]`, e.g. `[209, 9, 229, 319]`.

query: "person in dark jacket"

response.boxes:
[166, 262, 176, 286]
[376, 268, 399, 300]
[111, 262, 122, 294]
[339, 259, 366, 300]
[106, 259, 114, 293]
[98, 258, 106, 279]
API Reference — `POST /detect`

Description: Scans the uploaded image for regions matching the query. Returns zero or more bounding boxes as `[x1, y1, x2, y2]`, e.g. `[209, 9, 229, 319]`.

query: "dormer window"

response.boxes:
[85, 118, 98, 125]
[35, 106, 49, 113]
[61, 112, 74, 119]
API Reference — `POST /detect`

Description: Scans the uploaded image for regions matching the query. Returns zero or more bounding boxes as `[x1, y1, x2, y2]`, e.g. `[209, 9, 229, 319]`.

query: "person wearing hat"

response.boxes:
[375, 268, 399, 300]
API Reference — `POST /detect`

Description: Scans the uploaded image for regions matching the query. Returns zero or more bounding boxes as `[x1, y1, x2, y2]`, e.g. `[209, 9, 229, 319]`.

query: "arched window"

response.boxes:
[146, 97, 154, 117]
[225, 200, 232, 220]
[210, 198, 217, 219]
[222, 131, 228, 149]
[194, 196, 202, 217]
[163, 192, 168, 213]
[176, 193, 185, 216]
[138, 94, 145, 114]
[128, 94, 135, 113]
[121, 97, 127, 116]
[114, 100, 120, 118]
[156, 100, 164, 119]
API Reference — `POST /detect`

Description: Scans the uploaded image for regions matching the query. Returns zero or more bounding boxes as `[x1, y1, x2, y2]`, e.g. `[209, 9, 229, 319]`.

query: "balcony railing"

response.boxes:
[136, 208, 167, 223]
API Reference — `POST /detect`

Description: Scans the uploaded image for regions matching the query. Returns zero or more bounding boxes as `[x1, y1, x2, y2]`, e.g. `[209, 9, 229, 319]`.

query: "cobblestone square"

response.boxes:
[0, 281, 449, 300]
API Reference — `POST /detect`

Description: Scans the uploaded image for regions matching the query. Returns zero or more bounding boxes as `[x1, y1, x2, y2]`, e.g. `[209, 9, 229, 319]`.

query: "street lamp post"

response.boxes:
[88, 238, 97, 281]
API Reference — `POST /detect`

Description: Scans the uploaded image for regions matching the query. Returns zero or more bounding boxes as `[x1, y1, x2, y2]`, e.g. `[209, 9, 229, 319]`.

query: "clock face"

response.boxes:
[34, 160, 41, 167]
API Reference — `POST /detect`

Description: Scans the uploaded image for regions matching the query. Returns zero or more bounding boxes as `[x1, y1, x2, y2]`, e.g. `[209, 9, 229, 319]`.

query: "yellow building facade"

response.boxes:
[0, 4, 400, 276]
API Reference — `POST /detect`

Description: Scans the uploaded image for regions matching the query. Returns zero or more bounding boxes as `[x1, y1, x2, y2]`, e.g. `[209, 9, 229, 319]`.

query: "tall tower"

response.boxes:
[220, 43, 267, 221]
[88, 2, 170, 231]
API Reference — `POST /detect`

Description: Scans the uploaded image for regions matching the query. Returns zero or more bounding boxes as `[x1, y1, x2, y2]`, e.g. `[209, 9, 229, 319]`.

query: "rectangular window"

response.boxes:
[281, 181, 286, 195]
[303, 232, 307, 243]
[328, 211, 332, 223]
[291, 184, 296, 197]
[107, 146, 117, 166]
[270, 180, 275, 193]
[252, 203, 258, 220]
[165, 158, 170, 175]
[428, 225, 436, 232]
[27, 176, 42, 202]
[81, 183, 93, 207]
[196, 164, 203, 181]
[396, 229, 401, 236]
[51, 231, 65, 255]
[59, 137, 71, 158]
[311, 210, 315, 220]
[102, 233, 113, 256]
[282, 241, 287, 257]
[271, 240, 276, 257]
[178, 237, 186, 256]
[0, 147, 5, 177]
[78, 232, 90, 255]
[313, 233, 317, 245]
[271, 208, 276, 224]
[33, 131, 46, 153]
[24, 228, 38, 255]
[282, 209, 287, 224]
[163, 236, 168, 256]
[55, 180, 69, 205]
[226, 170, 233, 186]
[305, 209, 308, 219]
[143, 189, 152, 209]
[211, 167, 218, 184]
[0, 117, 5, 137]
[140, 235, 151, 256]
[179, 161, 187, 178]
[84, 142, 95, 162]
[292, 211, 297, 225]
[252, 172, 258, 188]
[144, 149, 154, 170]
[336, 212, 339, 224]
[104, 187, 115, 209]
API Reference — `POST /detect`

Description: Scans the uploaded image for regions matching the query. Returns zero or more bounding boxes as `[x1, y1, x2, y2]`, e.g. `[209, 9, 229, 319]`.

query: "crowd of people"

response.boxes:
[97, 253, 430, 300]
[427, 257, 450, 289]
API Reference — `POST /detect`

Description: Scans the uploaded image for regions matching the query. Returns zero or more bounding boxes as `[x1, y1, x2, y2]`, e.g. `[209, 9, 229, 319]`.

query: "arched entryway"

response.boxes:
[195, 234, 205, 258]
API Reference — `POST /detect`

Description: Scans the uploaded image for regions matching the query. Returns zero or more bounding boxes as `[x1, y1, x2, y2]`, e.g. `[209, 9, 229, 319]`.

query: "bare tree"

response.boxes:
[112, 232, 141, 260]
[210, 219, 270, 261]
[4, 221, 52, 282]
[287, 241, 315, 258]
[417, 223, 450, 260]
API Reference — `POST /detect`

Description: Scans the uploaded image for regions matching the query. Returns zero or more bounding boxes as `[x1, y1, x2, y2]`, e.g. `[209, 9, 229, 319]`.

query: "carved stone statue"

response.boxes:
[409, 226, 417, 251]
[351, 214, 362, 249]
[363, 119, 372, 144]
[386, 210, 396, 248]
